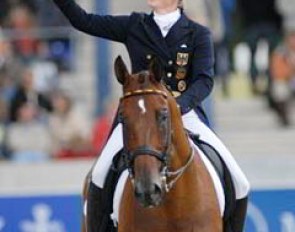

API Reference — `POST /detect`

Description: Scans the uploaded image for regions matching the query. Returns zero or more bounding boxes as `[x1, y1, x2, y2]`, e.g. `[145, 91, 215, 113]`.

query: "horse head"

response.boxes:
[115, 56, 177, 208]
[114, 57, 221, 232]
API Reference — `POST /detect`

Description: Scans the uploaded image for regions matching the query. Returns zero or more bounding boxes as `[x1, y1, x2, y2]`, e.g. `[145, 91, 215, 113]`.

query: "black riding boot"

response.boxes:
[86, 182, 104, 232]
[87, 182, 113, 232]
[86, 181, 117, 232]
[231, 197, 248, 232]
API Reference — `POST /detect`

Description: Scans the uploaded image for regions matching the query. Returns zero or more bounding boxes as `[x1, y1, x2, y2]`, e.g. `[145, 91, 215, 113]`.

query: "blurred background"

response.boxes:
[0, 0, 294, 231]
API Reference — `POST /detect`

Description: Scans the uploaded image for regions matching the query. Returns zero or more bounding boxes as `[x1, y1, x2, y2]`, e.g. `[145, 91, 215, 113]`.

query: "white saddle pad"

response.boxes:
[110, 140, 225, 225]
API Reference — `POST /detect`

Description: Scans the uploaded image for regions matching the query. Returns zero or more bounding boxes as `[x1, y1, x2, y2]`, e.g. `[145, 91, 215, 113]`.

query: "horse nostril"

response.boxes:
[134, 187, 142, 199]
[134, 182, 147, 201]
[153, 183, 162, 196]
[134, 181, 163, 207]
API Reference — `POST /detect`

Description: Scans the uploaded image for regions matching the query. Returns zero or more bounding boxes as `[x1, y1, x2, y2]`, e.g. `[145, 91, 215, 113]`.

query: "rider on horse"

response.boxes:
[53, 0, 250, 231]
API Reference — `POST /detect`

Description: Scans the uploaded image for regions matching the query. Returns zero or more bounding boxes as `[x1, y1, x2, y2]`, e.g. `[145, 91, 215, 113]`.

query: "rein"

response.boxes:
[162, 148, 194, 192]
[120, 88, 194, 193]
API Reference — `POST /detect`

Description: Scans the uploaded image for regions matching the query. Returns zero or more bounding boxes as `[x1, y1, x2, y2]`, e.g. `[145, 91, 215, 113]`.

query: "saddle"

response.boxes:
[95, 134, 236, 232]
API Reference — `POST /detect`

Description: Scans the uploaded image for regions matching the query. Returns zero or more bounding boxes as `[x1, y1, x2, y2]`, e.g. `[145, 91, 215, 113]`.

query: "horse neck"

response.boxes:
[166, 96, 201, 206]
[168, 96, 191, 167]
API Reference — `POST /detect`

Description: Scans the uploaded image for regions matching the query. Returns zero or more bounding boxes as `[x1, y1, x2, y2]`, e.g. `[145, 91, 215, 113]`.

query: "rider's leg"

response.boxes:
[181, 110, 250, 232]
[92, 124, 124, 188]
[85, 124, 124, 232]
[181, 110, 250, 199]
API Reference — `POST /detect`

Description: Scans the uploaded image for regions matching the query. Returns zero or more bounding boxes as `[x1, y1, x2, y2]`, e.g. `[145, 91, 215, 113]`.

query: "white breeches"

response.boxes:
[92, 110, 250, 199]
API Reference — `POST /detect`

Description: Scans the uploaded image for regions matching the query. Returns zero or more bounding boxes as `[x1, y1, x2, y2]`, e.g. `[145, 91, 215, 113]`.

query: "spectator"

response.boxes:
[184, 0, 224, 42]
[216, 0, 236, 97]
[0, 99, 9, 160]
[0, 0, 10, 26]
[238, 0, 282, 95]
[270, 29, 295, 126]
[6, 103, 52, 162]
[6, 5, 39, 61]
[0, 30, 23, 103]
[31, 42, 59, 94]
[9, 67, 52, 122]
[34, 0, 69, 27]
[276, 0, 295, 36]
[12, 0, 37, 13]
[48, 91, 93, 159]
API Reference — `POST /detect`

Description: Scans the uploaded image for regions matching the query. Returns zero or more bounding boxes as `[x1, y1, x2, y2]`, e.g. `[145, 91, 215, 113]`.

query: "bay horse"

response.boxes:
[83, 56, 223, 232]
[115, 56, 222, 232]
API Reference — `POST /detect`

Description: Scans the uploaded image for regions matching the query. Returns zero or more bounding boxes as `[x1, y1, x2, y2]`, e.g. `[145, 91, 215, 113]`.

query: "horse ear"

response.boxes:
[115, 56, 129, 85]
[149, 57, 162, 82]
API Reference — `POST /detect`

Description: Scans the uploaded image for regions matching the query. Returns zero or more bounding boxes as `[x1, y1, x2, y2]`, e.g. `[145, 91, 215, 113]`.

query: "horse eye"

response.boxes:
[119, 112, 128, 125]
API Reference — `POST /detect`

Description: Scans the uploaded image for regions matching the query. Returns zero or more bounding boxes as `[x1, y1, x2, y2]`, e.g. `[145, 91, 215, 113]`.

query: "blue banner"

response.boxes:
[246, 190, 295, 232]
[0, 190, 294, 231]
[0, 195, 81, 232]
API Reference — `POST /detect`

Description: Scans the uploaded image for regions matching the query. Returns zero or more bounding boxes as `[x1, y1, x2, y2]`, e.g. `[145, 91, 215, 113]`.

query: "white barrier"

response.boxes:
[0, 159, 94, 196]
[0, 158, 294, 232]
[1, 153, 295, 196]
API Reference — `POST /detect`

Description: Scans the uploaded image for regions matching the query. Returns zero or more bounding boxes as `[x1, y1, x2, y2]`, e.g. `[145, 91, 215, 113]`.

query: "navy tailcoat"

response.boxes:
[53, 0, 215, 124]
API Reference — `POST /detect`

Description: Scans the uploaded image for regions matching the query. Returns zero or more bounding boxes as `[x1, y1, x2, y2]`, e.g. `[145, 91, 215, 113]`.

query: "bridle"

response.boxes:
[119, 88, 195, 192]
[119, 89, 170, 172]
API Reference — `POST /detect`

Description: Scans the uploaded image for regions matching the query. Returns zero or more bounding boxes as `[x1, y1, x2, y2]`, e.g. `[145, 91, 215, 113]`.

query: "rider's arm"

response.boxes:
[53, 0, 130, 42]
[176, 26, 214, 114]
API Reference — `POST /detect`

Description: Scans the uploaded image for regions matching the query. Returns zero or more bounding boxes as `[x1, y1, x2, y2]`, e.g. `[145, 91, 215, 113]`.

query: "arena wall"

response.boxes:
[0, 159, 294, 232]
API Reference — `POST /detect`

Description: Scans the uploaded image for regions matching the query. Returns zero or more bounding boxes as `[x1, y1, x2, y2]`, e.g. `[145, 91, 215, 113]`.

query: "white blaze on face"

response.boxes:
[138, 98, 146, 114]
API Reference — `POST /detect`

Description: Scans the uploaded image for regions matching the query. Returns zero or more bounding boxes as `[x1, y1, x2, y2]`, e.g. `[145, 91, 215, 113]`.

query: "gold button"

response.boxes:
[168, 60, 173, 65]
[167, 72, 172, 78]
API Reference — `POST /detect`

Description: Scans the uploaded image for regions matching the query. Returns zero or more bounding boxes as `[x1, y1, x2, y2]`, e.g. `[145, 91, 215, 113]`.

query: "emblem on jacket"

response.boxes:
[176, 67, 187, 79]
[176, 52, 189, 80]
[176, 52, 189, 66]
[178, 80, 187, 92]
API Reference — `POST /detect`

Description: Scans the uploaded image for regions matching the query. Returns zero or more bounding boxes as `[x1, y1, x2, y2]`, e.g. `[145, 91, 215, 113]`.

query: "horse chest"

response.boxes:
[119, 191, 220, 232]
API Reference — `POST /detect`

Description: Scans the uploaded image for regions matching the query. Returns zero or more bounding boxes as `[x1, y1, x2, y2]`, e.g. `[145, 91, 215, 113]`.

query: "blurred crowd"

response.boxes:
[186, 0, 295, 127]
[0, 0, 294, 162]
[238, 0, 295, 127]
[0, 0, 114, 162]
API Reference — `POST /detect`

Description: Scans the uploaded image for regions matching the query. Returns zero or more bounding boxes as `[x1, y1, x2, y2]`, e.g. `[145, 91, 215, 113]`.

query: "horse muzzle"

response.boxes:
[134, 178, 163, 208]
